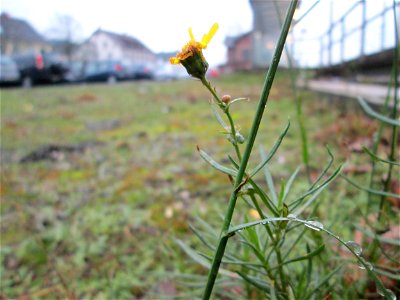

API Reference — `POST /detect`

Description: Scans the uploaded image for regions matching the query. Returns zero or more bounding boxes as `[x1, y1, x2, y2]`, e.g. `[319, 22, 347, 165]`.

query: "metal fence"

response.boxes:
[291, 0, 399, 68]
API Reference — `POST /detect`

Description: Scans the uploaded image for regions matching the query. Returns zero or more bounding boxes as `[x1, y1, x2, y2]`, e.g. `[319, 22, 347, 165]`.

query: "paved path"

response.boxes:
[298, 78, 399, 108]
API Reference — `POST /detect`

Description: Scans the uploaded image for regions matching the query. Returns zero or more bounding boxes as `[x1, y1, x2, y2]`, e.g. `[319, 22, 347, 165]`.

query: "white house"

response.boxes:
[75, 29, 155, 65]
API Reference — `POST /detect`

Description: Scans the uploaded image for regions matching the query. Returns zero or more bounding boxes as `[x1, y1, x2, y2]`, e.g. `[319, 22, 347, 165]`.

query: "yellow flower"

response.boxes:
[170, 23, 218, 79]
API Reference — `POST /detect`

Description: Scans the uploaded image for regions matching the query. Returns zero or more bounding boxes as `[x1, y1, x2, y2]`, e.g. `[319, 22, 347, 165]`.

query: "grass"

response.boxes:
[1, 72, 397, 299]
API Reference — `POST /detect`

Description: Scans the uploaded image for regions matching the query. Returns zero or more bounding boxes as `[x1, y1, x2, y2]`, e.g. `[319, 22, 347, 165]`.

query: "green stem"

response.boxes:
[248, 193, 287, 295]
[377, 0, 399, 222]
[200, 77, 242, 161]
[273, 0, 311, 183]
[275, 244, 288, 296]
[202, 1, 298, 299]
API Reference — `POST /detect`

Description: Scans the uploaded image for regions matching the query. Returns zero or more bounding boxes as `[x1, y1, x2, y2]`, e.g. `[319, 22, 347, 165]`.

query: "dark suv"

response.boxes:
[12, 51, 68, 87]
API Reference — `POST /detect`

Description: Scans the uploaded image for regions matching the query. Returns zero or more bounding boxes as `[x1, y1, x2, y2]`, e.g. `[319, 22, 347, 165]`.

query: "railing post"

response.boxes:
[381, 2, 386, 51]
[340, 18, 345, 64]
[328, 0, 334, 66]
[360, 0, 366, 57]
[320, 38, 324, 67]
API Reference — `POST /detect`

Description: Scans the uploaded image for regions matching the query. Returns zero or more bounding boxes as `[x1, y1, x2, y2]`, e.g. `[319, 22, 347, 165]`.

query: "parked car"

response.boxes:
[0, 55, 20, 85]
[64, 61, 85, 83]
[12, 51, 68, 87]
[154, 63, 189, 81]
[126, 63, 154, 80]
[83, 60, 127, 83]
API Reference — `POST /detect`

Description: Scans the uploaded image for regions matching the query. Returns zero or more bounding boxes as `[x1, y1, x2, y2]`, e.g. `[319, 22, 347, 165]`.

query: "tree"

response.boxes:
[47, 14, 82, 62]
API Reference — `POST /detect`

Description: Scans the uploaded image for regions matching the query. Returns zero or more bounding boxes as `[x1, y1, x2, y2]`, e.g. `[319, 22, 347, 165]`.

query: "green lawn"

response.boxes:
[1, 73, 396, 299]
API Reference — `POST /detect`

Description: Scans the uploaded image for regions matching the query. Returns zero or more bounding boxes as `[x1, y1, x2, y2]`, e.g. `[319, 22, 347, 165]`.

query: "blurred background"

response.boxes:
[1, 0, 398, 86]
[1, 0, 399, 299]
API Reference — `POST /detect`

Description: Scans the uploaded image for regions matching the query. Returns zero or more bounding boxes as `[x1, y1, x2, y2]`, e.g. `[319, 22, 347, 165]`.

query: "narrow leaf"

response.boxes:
[198, 147, 238, 177]
[353, 224, 400, 246]
[310, 146, 335, 189]
[176, 239, 234, 276]
[374, 268, 400, 280]
[250, 121, 290, 178]
[282, 166, 301, 202]
[363, 146, 400, 166]
[211, 103, 228, 130]
[342, 176, 400, 199]
[237, 271, 270, 292]
[274, 245, 325, 268]
[226, 97, 249, 109]
[290, 164, 343, 210]
[303, 265, 342, 299]
[189, 224, 215, 250]
[249, 179, 279, 216]
[358, 97, 400, 127]
[259, 146, 278, 204]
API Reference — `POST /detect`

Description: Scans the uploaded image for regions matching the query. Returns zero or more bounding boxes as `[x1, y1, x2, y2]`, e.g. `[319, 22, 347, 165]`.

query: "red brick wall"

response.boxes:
[227, 34, 252, 71]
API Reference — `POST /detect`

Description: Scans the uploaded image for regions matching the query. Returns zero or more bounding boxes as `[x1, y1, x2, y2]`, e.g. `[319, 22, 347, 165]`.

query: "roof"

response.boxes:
[0, 13, 45, 43]
[93, 29, 153, 53]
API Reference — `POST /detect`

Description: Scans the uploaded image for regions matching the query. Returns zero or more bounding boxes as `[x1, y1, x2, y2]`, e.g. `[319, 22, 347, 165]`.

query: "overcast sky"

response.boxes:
[1, 0, 253, 66]
[1, 0, 398, 67]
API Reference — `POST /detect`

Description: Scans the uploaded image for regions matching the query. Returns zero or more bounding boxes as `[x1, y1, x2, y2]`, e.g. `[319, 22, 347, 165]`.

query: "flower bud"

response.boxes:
[221, 95, 231, 104]
[180, 48, 209, 79]
[236, 132, 245, 144]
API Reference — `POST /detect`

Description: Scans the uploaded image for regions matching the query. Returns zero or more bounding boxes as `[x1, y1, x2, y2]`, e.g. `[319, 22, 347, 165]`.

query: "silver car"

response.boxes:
[0, 55, 20, 84]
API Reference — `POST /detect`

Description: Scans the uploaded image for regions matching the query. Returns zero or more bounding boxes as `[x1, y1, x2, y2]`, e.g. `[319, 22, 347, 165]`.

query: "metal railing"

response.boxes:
[292, 0, 399, 68]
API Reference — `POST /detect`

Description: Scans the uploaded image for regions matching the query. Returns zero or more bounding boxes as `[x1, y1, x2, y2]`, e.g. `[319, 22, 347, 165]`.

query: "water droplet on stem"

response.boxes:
[305, 221, 324, 231]
[345, 241, 363, 256]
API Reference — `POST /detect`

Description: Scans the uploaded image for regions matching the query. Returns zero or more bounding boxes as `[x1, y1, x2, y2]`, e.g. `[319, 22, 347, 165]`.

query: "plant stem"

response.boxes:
[200, 77, 243, 161]
[202, 1, 298, 299]
[377, 0, 399, 222]
[273, 0, 312, 183]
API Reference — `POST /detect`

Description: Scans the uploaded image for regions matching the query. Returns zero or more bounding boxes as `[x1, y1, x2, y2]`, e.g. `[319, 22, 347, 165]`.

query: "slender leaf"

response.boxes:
[358, 97, 400, 127]
[189, 224, 215, 250]
[250, 121, 290, 178]
[290, 164, 343, 210]
[228, 155, 279, 216]
[282, 166, 301, 202]
[343, 176, 400, 199]
[310, 146, 335, 189]
[270, 280, 278, 300]
[176, 239, 235, 277]
[292, 0, 321, 26]
[198, 147, 238, 177]
[211, 102, 228, 130]
[194, 216, 219, 238]
[270, 245, 325, 270]
[226, 97, 249, 109]
[236, 272, 270, 292]
[199, 252, 265, 268]
[249, 179, 279, 217]
[363, 146, 400, 166]
[259, 146, 278, 204]
[226, 215, 393, 298]
[373, 268, 400, 280]
[303, 265, 342, 299]
[353, 224, 400, 246]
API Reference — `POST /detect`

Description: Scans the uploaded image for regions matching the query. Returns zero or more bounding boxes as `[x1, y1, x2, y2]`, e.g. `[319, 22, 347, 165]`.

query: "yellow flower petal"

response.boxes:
[169, 57, 180, 64]
[200, 23, 219, 48]
[188, 27, 195, 42]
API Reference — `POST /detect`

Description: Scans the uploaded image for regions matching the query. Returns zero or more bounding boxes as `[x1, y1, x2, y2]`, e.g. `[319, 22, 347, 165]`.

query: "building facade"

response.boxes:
[225, 32, 253, 72]
[0, 13, 51, 55]
[75, 29, 155, 65]
[250, 0, 291, 68]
